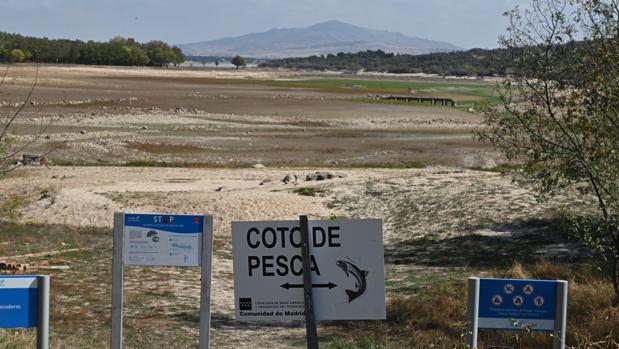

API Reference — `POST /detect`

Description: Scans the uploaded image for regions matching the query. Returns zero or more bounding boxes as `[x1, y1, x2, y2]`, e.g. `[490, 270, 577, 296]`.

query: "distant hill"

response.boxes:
[260, 48, 510, 77]
[178, 20, 461, 58]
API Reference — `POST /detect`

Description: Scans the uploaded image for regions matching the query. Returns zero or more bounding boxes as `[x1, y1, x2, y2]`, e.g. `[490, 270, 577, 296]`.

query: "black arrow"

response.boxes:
[281, 282, 337, 290]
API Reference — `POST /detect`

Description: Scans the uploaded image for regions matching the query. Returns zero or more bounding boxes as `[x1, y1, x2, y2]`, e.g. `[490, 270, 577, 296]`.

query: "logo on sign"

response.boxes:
[492, 295, 503, 306]
[336, 259, 368, 303]
[239, 298, 253, 311]
[534, 296, 544, 307]
[524, 284, 534, 295]
[504, 284, 514, 294]
[513, 295, 524, 306]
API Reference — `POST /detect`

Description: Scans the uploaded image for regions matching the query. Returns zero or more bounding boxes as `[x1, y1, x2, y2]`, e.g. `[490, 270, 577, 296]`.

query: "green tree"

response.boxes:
[8, 49, 25, 62]
[231, 55, 245, 69]
[478, 0, 619, 295]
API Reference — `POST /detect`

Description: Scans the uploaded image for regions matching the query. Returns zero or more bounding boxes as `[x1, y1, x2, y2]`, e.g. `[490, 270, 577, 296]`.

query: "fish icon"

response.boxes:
[336, 259, 368, 303]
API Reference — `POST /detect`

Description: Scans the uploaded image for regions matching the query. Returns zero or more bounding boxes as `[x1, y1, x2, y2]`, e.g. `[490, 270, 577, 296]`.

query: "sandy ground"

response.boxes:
[0, 164, 587, 348]
[0, 65, 540, 348]
[0, 64, 500, 168]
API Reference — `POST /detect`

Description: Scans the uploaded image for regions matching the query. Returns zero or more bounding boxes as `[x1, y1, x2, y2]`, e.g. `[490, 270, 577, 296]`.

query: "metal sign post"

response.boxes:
[199, 216, 214, 349]
[466, 277, 480, 348]
[467, 277, 568, 349]
[0, 274, 50, 349]
[300, 215, 319, 349]
[111, 212, 213, 349]
[111, 213, 124, 349]
[554, 280, 568, 349]
[36, 275, 50, 349]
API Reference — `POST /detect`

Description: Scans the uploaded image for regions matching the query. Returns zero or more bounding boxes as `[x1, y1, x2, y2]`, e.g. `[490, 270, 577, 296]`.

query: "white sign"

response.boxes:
[232, 219, 386, 321]
[123, 213, 204, 267]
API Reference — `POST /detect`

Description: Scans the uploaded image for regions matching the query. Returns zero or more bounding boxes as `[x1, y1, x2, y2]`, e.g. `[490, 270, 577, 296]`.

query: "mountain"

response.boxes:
[178, 20, 461, 58]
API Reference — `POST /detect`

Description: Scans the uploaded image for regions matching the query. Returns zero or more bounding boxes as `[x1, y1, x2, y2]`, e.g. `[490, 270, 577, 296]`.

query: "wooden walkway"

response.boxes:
[368, 94, 456, 107]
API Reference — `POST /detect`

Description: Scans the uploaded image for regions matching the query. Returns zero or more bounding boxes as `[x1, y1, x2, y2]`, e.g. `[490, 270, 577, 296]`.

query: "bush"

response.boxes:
[8, 49, 25, 62]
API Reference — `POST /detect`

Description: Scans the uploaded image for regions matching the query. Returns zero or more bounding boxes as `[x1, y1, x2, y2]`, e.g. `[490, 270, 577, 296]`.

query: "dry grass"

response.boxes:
[127, 142, 206, 154]
[324, 261, 619, 349]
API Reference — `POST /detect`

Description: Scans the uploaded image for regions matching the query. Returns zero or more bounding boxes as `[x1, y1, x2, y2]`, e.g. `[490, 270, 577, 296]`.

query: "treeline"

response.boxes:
[260, 49, 511, 77]
[185, 55, 262, 64]
[0, 32, 184, 66]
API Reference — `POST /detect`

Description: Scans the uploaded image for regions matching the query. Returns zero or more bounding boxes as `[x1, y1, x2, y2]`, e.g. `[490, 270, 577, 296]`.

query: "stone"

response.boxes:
[21, 154, 42, 166]
[0, 260, 29, 272]
[305, 171, 345, 181]
[282, 174, 298, 184]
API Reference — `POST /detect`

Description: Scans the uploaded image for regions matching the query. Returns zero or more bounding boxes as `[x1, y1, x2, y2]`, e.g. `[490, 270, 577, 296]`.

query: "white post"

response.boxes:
[553, 280, 568, 349]
[111, 212, 125, 349]
[199, 215, 214, 349]
[36, 275, 50, 349]
[467, 277, 480, 348]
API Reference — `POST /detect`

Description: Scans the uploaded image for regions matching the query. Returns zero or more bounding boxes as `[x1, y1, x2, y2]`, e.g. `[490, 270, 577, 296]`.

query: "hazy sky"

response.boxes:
[0, 0, 531, 49]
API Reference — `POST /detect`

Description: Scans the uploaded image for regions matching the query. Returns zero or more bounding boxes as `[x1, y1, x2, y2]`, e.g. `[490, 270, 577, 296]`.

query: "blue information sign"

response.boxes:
[0, 276, 39, 329]
[478, 278, 558, 331]
[123, 213, 205, 266]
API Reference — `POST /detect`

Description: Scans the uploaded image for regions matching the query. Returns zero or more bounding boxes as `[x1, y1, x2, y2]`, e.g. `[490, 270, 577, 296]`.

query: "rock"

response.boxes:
[305, 171, 345, 181]
[215, 186, 225, 192]
[253, 163, 265, 169]
[141, 126, 148, 130]
[0, 260, 29, 272]
[282, 174, 298, 184]
[259, 179, 271, 186]
[21, 154, 42, 166]
[79, 129, 87, 134]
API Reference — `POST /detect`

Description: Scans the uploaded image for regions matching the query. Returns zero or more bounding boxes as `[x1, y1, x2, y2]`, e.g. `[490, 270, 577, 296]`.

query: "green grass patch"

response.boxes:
[292, 186, 328, 197]
[141, 75, 501, 105]
[0, 195, 29, 220]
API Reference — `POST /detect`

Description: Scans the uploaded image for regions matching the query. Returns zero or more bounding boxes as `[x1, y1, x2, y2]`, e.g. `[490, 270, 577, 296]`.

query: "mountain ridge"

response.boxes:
[178, 20, 461, 58]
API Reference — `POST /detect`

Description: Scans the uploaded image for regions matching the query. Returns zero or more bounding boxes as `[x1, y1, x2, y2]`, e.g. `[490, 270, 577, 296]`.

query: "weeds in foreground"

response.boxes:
[324, 262, 619, 349]
[0, 194, 28, 220]
[293, 186, 329, 197]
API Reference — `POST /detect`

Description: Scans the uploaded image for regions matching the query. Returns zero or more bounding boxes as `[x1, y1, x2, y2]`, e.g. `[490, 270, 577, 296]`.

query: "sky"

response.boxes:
[0, 0, 532, 49]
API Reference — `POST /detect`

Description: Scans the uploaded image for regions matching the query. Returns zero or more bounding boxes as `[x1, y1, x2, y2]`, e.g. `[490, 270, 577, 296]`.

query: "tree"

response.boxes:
[478, 0, 619, 295]
[8, 49, 25, 62]
[231, 55, 245, 69]
[0, 64, 53, 173]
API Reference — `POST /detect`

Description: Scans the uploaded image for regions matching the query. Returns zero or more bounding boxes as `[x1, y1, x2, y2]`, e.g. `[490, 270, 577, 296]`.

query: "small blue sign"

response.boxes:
[478, 278, 557, 331]
[0, 276, 39, 329]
